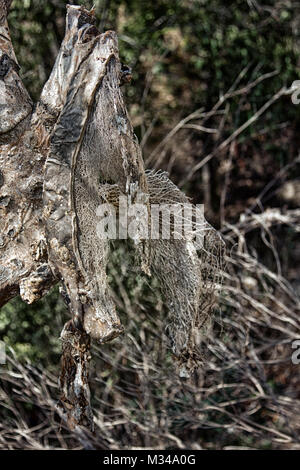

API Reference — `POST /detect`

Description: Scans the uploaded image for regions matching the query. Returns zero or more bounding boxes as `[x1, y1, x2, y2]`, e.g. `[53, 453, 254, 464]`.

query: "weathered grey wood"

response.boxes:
[58, 319, 93, 431]
[0, 0, 32, 142]
[0, 0, 53, 308]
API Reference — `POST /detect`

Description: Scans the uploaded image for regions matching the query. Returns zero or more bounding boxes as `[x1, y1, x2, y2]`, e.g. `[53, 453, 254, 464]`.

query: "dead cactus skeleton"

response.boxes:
[0, 2, 224, 430]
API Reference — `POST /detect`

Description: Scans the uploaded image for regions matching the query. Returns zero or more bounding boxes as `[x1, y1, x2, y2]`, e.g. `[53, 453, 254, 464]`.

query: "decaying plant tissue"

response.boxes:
[0, 2, 224, 431]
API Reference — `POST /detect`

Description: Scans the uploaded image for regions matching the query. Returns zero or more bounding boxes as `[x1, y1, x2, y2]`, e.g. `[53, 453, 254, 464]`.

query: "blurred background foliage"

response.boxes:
[0, 0, 300, 450]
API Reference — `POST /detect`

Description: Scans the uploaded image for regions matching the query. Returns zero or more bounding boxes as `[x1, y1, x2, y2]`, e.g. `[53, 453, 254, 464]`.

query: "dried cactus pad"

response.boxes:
[98, 169, 226, 376]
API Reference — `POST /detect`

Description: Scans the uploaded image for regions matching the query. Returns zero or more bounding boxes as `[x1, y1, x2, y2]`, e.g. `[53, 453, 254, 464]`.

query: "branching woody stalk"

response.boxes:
[0, 2, 224, 431]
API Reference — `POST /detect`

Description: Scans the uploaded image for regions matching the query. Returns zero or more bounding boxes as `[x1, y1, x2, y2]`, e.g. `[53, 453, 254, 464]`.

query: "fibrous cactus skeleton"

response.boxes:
[0, 2, 224, 431]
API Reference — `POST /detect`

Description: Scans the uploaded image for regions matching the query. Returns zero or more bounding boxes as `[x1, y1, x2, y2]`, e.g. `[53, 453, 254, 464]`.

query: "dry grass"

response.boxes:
[1, 206, 299, 449]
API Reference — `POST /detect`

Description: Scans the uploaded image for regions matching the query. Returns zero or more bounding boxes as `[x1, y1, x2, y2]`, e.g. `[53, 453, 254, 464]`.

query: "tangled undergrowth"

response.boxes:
[1, 205, 299, 449]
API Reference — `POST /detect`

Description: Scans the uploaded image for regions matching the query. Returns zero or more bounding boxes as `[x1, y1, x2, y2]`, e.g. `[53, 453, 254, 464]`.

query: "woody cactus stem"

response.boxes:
[0, 0, 50, 308]
[0, 2, 149, 430]
[58, 320, 93, 431]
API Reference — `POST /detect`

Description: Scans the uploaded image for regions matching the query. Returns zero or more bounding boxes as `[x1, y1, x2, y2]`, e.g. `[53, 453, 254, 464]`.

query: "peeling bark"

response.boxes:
[58, 320, 93, 431]
[0, 1, 52, 309]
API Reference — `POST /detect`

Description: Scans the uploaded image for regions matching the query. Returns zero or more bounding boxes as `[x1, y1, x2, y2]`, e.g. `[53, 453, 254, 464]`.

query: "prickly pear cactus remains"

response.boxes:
[0, 2, 224, 431]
